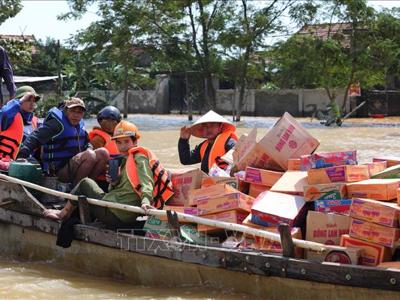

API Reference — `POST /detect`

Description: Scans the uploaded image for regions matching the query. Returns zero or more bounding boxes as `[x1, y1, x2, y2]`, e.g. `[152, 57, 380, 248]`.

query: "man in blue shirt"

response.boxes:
[0, 46, 16, 106]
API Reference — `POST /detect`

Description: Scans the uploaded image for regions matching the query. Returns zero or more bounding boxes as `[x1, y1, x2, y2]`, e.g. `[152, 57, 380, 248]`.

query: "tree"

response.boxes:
[271, 0, 375, 123]
[0, 0, 22, 25]
[61, 0, 156, 117]
[221, 0, 294, 121]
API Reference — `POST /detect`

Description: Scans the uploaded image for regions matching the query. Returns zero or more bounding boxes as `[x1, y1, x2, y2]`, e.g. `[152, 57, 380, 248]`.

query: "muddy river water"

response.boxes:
[1, 114, 399, 299]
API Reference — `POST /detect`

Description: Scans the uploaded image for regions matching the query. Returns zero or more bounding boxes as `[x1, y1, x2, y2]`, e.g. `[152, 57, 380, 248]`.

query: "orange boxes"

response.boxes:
[306, 211, 350, 245]
[340, 234, 392, 266]
[244, 167, 283, 187]
[197, 210, 248, 232]
[350, 198, 400, 227]
[346, 179, 400, 201]
[270, 171, 308, 195]
[349, 218, 400, 248]
[201, 176, 239, 189]
[248, 183, 269, 198]
[251, 191, 306, 227]
[303, 183, 347, 202]
[307, 165, 369, 184]
[364, 161, 387, 177]
[189, 183, 237, 205]
[287, 158, 301, 170]
[169, 168, 205, 206]
[258, 112, 320, 170]
[197, 192, 254, 215]
[373, 156, 400, 168]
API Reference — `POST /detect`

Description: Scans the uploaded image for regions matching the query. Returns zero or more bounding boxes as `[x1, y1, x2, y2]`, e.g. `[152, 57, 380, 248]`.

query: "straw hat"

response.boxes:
[190, 110, 236, 138]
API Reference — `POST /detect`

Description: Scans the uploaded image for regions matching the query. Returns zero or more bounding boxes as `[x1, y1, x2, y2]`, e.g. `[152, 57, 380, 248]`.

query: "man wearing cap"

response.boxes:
[0, 85, 41, 164]
[0, 46, 16, 105]
[18, 97, 109, 186]
[178, 110, 238, 174]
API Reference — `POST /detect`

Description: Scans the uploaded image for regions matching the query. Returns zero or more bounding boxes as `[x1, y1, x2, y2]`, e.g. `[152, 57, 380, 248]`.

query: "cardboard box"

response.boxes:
[373, 156, 400, 168]
[159, 206, 199, 222]
[197, 210, 248, 232]
[144, 216, 172, 240]
[364, 161, 387, 177]
[306, 246, 363, 265]
[258, 112, 320, 170]
[250, 213, 273, 227]
[340, 234, 392, 266]
[190, 183, 238, 205]
[301, 150, 357, 171]
[248, 183, 270, 198]
[201, 176, 239, 189]
[287, 158, 301, 170]
[270, 171, 308, 195]
[307, 165, 369, 184]
[350, 198, 400, 227]
[371, 164, 400, 179]
[306, 247, 361, 265]
[349, 218, 400, 248]
[346, 179, 400, 201]
[251, 191, 306, 227]
[169, 168, 205, 206]
[233, 128, 282, 172]
[244, 167, 283, 187]
[303, 183, 347, 202]
[197, 192, 254, 215]
[306, 211, 350, 245]
[314, 199, 352, 215]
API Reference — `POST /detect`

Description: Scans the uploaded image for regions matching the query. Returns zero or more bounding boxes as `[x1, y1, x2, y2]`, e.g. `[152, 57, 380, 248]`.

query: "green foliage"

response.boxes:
[35, 96, 62, 118]
[0, 38, 32, 73]
[0, 0, 22, 25]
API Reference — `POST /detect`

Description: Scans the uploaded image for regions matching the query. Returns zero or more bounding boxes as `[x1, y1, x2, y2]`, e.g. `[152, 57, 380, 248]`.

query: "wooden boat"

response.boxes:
[0, 178, 399, 299]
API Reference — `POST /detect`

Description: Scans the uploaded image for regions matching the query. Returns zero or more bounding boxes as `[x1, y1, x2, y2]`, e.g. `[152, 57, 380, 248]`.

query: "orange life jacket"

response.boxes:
[126, 146, 173, 208]
[199, 130, 238, 171]
[0, 112, 24, 160]
[88, 127, 119, 155]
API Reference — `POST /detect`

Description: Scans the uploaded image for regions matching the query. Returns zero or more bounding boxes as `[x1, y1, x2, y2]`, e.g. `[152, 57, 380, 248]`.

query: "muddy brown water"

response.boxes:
[1, 114, 400, 299]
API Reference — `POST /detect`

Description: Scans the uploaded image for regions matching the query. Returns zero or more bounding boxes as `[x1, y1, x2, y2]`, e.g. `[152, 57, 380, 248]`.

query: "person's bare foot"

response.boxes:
[43, 209, 65, 221]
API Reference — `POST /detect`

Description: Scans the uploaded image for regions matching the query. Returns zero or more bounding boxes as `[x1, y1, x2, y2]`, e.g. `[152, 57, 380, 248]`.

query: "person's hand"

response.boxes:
[180, 125, 191, 139]
[106, 173, 120, 186]
[141, 203, 155, 214]
[19, 92, 35, 103]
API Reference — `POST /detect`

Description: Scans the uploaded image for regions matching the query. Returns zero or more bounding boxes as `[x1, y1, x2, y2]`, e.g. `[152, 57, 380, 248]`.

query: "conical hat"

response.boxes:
[190, 110, 236, 138]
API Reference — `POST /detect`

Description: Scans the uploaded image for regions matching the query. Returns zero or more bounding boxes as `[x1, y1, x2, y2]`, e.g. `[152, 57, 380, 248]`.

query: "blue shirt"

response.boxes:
[0, 47, 16, 104]
[0, 99, 34, 131]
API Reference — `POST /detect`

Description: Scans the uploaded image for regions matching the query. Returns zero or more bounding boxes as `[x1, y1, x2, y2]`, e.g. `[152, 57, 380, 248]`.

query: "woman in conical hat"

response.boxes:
[178, 110, 238, 174]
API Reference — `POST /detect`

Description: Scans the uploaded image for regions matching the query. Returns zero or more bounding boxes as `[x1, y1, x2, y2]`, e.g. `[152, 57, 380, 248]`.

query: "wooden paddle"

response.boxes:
[0, 173, 345, 253]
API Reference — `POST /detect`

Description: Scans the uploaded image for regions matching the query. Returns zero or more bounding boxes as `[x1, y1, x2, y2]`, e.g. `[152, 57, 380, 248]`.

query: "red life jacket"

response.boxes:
[0, 112, 24, 160]
[88, 127, 119, 155]
[126, 146, 173, 208]
[199, 130, 238, 171]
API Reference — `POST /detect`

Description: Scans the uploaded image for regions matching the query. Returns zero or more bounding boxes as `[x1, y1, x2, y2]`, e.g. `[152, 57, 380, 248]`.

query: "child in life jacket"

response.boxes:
[43, 120, 173, 228]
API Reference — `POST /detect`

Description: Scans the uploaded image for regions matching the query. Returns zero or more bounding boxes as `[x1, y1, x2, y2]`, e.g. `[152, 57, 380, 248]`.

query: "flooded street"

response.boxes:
[1, 114, 400, 299]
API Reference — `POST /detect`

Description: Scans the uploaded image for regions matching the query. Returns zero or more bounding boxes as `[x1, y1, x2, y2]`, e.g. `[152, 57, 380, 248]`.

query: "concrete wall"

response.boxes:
[2, 77, 353, 117]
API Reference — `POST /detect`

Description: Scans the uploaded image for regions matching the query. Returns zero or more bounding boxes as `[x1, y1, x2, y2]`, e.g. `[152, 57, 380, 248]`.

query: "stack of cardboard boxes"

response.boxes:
[142, 112, 400, 269]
